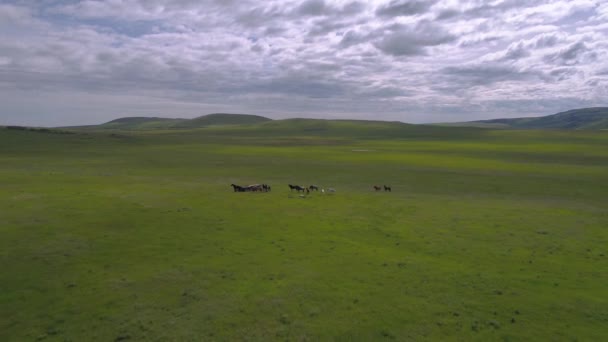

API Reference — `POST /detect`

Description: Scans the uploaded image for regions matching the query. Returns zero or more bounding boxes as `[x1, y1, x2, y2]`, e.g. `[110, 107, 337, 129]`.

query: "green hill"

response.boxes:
[250, 118, 476, 139]
[456, 107, 608, 129]
[62, 114, 271, 130]
[60, 115, 485, 140]
[102, 117, 187, 129]
[172, 113, 271, 128]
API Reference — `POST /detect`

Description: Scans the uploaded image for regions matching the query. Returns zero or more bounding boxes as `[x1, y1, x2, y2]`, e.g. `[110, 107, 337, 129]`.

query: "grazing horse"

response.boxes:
[309, 185, 319, 191]
[373, 185, 382, 191]
[262, 184, 271, 192]
[384, 185, 392, 192]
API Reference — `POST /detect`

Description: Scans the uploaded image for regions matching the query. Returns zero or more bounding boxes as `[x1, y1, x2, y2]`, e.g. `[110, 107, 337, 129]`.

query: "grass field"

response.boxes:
[1, 122, 607, 341]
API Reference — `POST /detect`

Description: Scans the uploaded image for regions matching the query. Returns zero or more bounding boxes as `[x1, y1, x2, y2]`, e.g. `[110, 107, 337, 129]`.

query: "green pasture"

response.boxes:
[1, 123, 607, 341]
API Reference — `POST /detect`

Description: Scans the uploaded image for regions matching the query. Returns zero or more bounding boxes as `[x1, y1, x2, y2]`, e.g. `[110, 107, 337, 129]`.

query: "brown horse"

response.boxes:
[373, 185, 382, 191]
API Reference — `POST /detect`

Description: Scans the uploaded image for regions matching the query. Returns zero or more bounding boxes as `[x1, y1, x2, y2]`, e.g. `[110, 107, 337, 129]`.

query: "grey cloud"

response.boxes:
[358, 86, 409, 98]
[549, 67, 579, 81]
[441, 64, 538, 87]
[339, 30, 369, 48]
[375, 0, 437, 17]
[263, 26, 286, 36]
[236, 6, 284, 28]
[544, 41, 596, 66]
[501, 42, 530, 61]
[297, 0, 329, 16]
[0, 3, 32, 22]
[374, 22, 456, 56]
[555, 3, 598, 26]
[459, 35, 502, 48]
[560, 41, 587, 61]
[340, 2, 366, 15]
[436, 8, 459, 20]
[534, 33, 561, 48]
[307, 18, 350, 37]
[233, 76, 346, 99]
[463, 0, 532, 18]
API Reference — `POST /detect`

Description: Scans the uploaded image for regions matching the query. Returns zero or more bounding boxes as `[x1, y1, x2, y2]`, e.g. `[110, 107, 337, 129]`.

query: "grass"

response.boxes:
[1, 123, 607, 341]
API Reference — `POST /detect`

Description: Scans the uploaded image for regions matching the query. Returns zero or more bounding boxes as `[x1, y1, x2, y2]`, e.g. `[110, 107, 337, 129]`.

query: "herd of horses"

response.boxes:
[230, 183, 271, 192]
[288, 184, 322, 194]
[373, 185, 392, 192]
[230, 183, 390, 193]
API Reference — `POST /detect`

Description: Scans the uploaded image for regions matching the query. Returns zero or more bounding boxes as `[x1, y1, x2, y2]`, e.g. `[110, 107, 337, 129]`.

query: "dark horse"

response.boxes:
[309, 185, 319, 191]
[384, 185, 392, 192]
[262, 184, 271, 192]
[231, 184, 246, 192]
[373, 185, 382, 191]
[288, 184, 306, 192]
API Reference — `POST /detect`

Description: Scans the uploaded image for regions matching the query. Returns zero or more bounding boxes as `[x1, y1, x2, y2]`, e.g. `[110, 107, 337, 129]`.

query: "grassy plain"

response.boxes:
[1, 122, 607, 341]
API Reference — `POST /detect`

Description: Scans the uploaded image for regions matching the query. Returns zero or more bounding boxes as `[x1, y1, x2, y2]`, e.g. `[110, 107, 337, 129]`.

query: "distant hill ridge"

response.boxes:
[106, 116, 181, 124]
[455, 107, 608, 129]
[59, 107, 608, 131]
[73, 113, 272, 130]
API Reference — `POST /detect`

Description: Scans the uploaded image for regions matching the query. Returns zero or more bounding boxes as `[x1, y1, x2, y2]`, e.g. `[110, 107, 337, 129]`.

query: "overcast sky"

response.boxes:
[1, 0, 607, 126]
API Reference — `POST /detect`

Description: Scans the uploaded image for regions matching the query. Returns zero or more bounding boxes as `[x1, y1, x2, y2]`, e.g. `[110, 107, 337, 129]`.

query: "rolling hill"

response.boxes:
[58, 107, 608, 131]
[67, 115, 483, 140]
[62, 113, 272, 130]
[175, 113, 272, 127]
[448, 107, 608, 129]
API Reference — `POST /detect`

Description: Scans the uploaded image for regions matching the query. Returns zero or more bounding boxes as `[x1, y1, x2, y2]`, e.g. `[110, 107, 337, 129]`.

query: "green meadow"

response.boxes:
[1, 122, 607, 341]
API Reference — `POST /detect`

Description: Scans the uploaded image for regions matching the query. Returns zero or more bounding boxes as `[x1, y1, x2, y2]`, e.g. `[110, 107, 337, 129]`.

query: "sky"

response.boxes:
[0, 0, 607, 126]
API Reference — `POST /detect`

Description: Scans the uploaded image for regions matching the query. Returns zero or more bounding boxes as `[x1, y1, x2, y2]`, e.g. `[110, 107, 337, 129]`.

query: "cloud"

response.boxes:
[436, 8, 459, 20]
[533, 33, 562, 48]
[544, 40, 597, 65]
[375, 0, 437, 17]
[297, 0, 329, 16]
[0, 0, 606, 126]
[548, 67, 579, 81]
[441, 64, 539, 87]
[501, 42, 531, 61]
[373, 21, 456, 56]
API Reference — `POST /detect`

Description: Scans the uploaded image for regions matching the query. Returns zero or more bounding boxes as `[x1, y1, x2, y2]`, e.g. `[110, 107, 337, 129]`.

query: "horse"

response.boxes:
[247, 184, 263, 192]
[373, 185, 382, 191]
[262, 184, 271, 192]
[384, 185, 392, 192]
[309, 185, 319, 191]
[289, 184, 306, 192]
[231, 184, 245, 192]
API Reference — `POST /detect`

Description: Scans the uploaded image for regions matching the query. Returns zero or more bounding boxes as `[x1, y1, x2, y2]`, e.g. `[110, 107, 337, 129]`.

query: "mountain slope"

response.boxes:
[464, 107, 608, 129]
